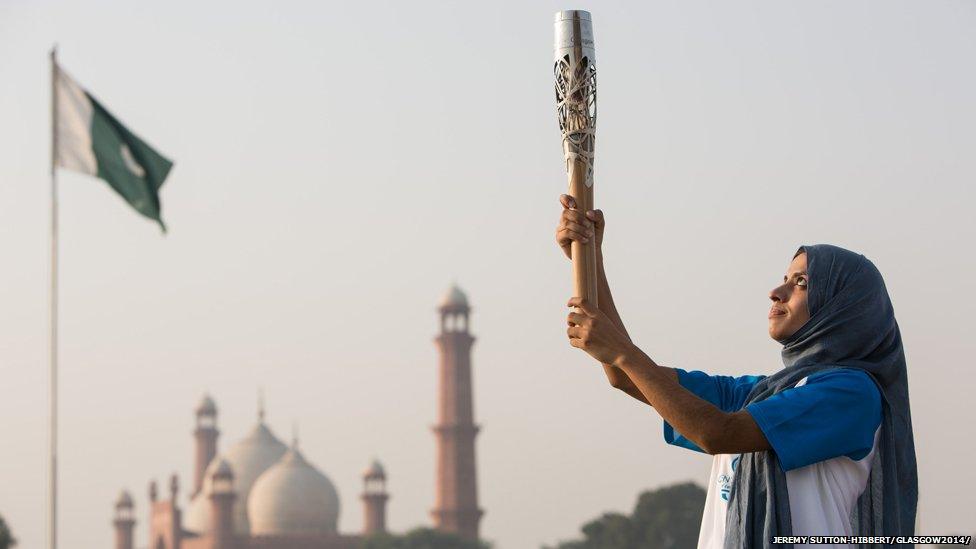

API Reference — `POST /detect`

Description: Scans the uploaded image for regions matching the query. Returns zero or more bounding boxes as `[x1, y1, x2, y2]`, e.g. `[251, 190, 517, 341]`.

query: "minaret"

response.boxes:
[361, 459, 389, 535]
[192, 394, 219, 498]
[209, 459, 236, 549]
[113, 490, 135, 549]
[431, 284, 483, 540]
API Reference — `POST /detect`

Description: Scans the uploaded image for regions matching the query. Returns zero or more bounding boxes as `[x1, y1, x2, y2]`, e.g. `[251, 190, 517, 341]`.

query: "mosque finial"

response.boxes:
[258, 387, 266, 423]
[291, 421, 299, 450]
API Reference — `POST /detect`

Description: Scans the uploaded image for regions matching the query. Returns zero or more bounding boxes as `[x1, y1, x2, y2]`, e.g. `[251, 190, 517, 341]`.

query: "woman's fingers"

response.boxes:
[567, 297, 599, 317]
[557, 195, 597, 259]
[556, 226, 590, 245]
[585, 209, 605, 229]
[561, 220, 592, 238]
[561, 208, 590, 227]
[567, 312, 588, 326]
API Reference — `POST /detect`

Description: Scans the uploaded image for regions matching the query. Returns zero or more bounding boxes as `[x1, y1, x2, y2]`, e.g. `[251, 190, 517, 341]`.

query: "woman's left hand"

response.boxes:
[566, 297, 636, 366]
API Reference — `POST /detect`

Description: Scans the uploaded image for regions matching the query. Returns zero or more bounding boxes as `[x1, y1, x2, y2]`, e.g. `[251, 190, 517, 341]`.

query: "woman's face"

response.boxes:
[768, 252, 811, 342]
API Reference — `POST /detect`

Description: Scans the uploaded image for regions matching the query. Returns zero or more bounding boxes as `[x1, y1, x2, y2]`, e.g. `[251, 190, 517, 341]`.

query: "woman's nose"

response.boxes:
[769, 284, 787, 302]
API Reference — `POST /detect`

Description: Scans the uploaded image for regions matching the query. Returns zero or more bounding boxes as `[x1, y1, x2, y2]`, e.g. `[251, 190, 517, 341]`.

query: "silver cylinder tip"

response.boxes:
[554, 10, 591, 22]
[554, 9, 595, 61]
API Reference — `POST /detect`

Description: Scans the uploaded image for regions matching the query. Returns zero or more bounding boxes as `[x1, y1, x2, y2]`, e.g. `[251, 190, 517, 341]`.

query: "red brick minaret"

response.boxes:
[361, 459, 389, 535]
[431, 285, 483, 540]
[209, 459, 236, 549]
[192, 394, 218, 498]
[113, 490, 135, 549]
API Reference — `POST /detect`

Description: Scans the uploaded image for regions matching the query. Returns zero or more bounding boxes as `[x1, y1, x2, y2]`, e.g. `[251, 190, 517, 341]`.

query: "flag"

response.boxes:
[54, 64, 173, 231]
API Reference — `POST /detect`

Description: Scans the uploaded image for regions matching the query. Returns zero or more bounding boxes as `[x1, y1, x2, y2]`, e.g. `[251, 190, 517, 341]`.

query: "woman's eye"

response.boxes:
[796, 277, 808, 287]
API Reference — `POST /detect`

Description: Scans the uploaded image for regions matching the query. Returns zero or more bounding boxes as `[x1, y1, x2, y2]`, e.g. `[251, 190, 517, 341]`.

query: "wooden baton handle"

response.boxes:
[568, 157, 598, 308]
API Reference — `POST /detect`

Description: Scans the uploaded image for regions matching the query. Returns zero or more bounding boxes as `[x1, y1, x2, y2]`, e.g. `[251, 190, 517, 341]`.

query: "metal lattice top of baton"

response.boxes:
[554, 10, 596, 187]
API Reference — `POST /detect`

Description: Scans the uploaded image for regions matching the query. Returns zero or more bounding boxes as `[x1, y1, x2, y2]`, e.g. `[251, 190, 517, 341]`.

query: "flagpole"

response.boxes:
[49, 45, 59, 549]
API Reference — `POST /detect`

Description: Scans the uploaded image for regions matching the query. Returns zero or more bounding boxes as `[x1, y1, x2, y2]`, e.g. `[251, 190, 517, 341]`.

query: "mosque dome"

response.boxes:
[212, 458, 234, 481]
[247, 444, 341, 536]
[116, 490, 134, 508]
[362, 459, 385, 479]
[183, 419, 288, 535]
[439, 284, 468, 309]
[196, 394, 217, 415]
[183, 470, 214, 533]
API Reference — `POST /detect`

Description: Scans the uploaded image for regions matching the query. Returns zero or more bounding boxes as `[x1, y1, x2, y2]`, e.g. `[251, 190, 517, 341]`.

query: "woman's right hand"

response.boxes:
[556, 194, 605, 260]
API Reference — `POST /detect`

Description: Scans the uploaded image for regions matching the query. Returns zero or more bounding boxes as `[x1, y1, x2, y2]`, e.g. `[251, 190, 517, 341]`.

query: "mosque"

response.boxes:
[111, 286, 483, 549]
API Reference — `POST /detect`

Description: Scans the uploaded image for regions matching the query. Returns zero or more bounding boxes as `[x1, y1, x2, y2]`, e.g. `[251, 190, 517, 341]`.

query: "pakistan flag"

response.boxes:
[54, 64, 173, 231]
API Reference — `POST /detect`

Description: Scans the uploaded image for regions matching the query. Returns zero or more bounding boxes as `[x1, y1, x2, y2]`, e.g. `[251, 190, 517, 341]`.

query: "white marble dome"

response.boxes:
[183, 420, 287, 535]
[247, 444, 340, 536]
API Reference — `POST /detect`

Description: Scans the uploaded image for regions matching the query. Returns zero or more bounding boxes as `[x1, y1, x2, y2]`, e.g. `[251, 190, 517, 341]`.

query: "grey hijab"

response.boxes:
[723, 244, 918, 548]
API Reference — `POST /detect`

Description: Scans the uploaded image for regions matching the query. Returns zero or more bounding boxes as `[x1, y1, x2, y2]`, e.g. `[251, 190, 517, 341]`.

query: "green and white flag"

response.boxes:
[54, 64, 173, 231]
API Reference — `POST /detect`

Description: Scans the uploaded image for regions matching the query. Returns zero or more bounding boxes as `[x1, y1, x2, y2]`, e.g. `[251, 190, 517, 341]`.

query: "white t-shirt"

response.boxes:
[664, 369, 883, 549]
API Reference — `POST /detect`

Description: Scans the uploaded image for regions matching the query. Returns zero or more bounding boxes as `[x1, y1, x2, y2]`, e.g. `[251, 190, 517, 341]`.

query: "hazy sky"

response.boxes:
[1, 1, 974, 548]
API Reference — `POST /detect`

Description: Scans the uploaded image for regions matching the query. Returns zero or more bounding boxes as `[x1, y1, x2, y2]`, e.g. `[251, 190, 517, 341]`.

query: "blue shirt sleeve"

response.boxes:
[663, 368, 766, 453]
[745, 368, 882, 471]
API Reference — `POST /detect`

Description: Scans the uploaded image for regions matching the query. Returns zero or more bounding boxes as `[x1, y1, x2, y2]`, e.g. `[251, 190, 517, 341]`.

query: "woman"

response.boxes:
[556, 195, 917, 548]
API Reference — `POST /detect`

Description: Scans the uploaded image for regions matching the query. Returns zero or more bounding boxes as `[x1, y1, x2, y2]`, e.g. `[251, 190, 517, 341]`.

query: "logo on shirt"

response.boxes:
[719, 456, 740, 502]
